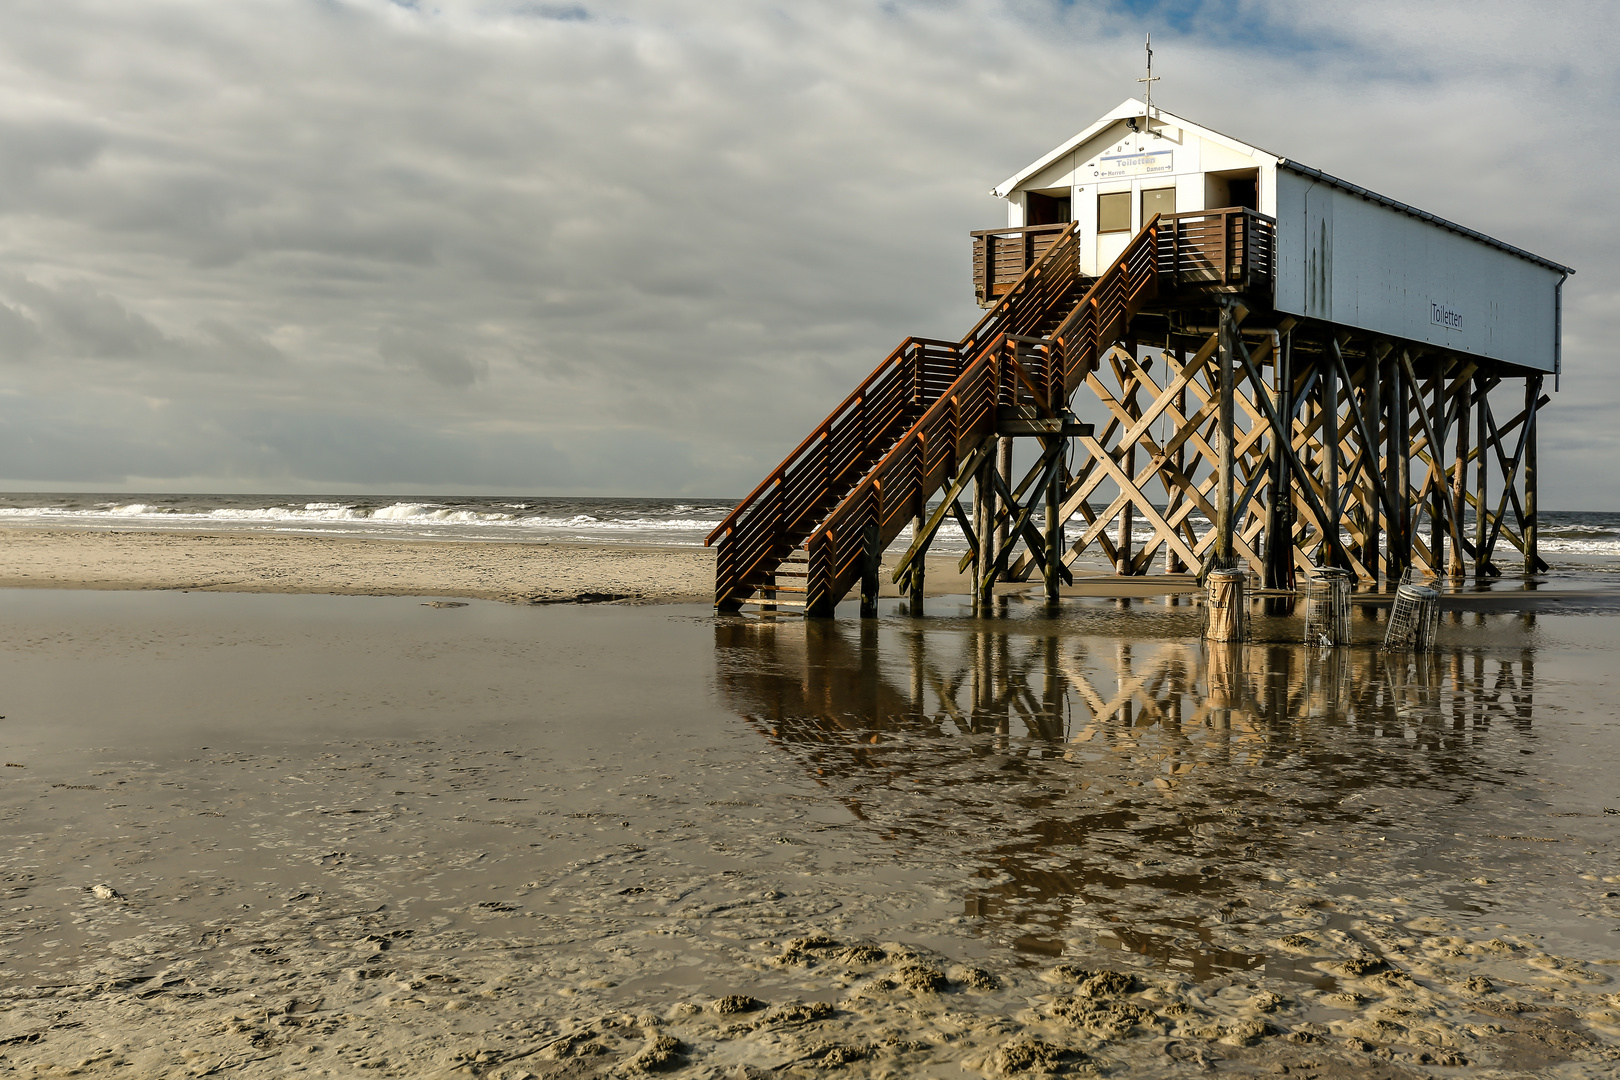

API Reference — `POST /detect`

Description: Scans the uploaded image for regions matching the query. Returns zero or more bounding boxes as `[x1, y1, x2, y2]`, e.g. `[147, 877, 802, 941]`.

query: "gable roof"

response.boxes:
[994, 98, 1574, 277]
[991, 98, 1276, 198]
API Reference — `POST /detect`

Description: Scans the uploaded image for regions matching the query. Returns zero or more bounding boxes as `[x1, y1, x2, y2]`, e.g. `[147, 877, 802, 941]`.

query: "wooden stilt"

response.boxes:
[1045, 439, 1062, 605]
[908, 511, 926, 612]
[1118, 338, 1137, 574]
[1391, 353, 1409, 578]
[1323, 341, 1341, 570]
[1524, 374, 1541, 576]
[1167, 356, 1188, 574]
[996, 436, 1013, 562]
[1431, 358, 1448, 576]
[973, 456, 990, 614]
[1366, 350, 1382, 584]
[1450, 375, 1470, 580]
[1264, 331, 1292, 589]
[860, 519, 880, 618]
[1216, 303, 1236, 566]
[1474, 376, 1489, 578]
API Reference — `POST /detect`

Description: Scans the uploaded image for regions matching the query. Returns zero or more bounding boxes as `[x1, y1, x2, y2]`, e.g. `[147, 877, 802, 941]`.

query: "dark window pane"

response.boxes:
[1098, 191, 1131, 233]
[1141, 186, 1176, 222]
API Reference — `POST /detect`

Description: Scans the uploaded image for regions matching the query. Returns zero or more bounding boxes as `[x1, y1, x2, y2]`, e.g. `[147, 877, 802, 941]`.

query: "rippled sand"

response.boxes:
[1, 589, 1618, 1077]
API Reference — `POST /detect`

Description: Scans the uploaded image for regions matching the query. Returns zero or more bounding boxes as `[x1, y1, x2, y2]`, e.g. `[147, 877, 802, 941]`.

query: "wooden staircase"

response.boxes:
[706, 217, 1164, 614]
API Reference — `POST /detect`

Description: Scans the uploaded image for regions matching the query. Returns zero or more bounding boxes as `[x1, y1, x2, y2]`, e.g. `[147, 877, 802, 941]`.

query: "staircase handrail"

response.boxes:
[704, 222, 1080, 548]
[805, 219, 1162, 610]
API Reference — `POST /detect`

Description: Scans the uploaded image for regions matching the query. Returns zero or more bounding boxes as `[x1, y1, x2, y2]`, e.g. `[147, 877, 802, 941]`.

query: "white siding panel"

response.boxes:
[1274, 171, 1561, 371]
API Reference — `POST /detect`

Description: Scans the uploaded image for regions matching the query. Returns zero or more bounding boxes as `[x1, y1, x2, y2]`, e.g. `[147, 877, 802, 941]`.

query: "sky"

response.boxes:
[0, 0, 1615, 505]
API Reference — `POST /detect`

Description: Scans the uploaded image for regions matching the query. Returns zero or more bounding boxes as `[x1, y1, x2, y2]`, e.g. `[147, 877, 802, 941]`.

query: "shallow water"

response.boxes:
[1, 590, 1618, 1076]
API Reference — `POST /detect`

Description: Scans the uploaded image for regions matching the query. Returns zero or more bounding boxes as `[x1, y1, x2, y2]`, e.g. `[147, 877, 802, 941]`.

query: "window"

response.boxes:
[1141, 186, 1176, 223]
[1098, 191, 1131, 233]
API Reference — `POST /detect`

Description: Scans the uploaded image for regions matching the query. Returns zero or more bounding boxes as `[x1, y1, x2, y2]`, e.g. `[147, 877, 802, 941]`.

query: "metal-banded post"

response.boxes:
[1205, 568, 1246, 643]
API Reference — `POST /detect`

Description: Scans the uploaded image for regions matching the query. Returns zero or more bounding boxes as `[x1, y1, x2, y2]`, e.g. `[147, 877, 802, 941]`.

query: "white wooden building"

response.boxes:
[989, 99, 1571, 375]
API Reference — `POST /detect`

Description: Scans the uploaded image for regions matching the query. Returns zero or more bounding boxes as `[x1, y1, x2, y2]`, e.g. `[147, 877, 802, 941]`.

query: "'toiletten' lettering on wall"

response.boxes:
[1430, 302, 1464, 332]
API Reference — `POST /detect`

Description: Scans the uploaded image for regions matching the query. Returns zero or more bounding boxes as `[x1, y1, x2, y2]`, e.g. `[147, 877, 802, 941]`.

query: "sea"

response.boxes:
[0, 493, 1616, 576]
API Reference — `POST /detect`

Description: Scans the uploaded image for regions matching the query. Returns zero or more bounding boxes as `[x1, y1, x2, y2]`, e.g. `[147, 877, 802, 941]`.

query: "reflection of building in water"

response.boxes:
[715, 618, 1535, 974]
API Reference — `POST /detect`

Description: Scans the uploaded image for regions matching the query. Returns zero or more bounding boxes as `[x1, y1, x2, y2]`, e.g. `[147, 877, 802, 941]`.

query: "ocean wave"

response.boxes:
[1539, 539, 1620, 555]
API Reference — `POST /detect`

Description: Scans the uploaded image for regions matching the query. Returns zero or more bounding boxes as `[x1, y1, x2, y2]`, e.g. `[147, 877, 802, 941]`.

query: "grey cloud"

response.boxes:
[378, 327, 487, 389]
[0, 0, 1610, 504]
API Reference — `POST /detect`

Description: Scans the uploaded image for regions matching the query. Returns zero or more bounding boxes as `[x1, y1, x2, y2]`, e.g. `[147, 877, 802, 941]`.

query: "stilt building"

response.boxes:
[707, 98, 1573, 615]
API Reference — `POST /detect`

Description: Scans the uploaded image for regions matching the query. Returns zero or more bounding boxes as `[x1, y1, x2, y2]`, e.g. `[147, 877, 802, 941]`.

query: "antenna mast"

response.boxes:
[1138, 33, 1159, 123]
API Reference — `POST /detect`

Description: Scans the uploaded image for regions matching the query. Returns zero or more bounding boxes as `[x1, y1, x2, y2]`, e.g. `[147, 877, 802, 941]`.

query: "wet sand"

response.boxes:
[2, 588, 1619, 1077]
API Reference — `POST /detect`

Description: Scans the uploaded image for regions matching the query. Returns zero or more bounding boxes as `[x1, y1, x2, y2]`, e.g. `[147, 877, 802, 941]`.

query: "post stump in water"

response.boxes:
[1205, 568, 1247, 643]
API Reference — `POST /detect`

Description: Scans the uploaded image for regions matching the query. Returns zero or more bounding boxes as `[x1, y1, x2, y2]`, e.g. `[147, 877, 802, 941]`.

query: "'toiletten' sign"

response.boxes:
[1430, 302, 1464, 332]
[1095, 151, 1173, 179]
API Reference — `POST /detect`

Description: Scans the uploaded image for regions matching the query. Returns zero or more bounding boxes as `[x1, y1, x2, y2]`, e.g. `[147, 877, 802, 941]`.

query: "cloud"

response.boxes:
[0, 0, 1611, 505]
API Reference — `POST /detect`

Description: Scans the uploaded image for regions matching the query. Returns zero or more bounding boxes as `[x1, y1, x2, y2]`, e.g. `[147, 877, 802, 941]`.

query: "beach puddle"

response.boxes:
[0, 589, 1617, 1076]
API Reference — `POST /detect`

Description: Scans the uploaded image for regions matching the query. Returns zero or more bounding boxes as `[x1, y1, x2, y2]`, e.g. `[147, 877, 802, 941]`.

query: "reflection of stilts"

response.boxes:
[1204, 641, 1247, 720]
[714, 616, 1537, 767]
[1303, 645, 1348, 719]
[1382, 651, 1440, 721]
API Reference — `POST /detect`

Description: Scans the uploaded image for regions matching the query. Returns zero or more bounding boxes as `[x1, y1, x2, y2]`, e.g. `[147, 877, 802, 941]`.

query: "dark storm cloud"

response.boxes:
[0, 0, 1613, 502]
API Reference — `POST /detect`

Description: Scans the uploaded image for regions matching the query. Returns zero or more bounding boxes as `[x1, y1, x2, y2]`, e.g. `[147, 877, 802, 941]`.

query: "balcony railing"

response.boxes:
[971, 223, 1071, 306]
[971, 208, 1276, 306]
[1155, 207, 1275, 293]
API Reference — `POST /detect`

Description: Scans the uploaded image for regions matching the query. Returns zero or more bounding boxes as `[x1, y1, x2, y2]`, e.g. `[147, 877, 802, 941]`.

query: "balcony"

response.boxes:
[971, 223, 1071, 306]
[1155, 207, 1275, 296]
[969, 208, 1276, 308]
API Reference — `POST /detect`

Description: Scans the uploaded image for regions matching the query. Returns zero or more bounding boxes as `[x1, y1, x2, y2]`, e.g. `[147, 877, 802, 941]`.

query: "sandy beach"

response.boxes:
[0, 576, 1617, 1077]
[0, 528, 1006, 607]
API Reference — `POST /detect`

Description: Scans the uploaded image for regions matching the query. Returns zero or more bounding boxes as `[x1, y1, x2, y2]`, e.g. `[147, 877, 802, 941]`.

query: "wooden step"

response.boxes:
[742, 598, 807, 608]
[755, 584, 808, 594]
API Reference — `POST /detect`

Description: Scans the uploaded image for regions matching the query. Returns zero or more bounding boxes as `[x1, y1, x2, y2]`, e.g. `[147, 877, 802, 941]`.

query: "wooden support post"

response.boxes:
[1524, 374, 1541, 576]
[1323, 340, 1341, 570]
[909, 511, 926, 611]
[1216, 302, 1236, 566]
[1045, 440, 1062, 606]
[1431, 359, 1448, 576]
[996, 436, 1013, 562]
[1167, 358, 1188, 574]
[1264, 331, 1292, 589]
[973, 455, 990, 615]
[1388, 353, 1408, 579]
[1450, 375, 1470, 580]
[1118, 337, 1136, 574]
[1118, 436, 1136, 574]
[860, 519, 880, 619]
[1474, 376, 1489, 578]
[1366, 351, 1382, 584]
